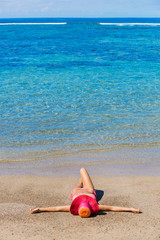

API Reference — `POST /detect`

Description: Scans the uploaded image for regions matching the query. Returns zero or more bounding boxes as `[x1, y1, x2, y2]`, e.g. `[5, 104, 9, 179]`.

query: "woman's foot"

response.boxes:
[30, 208, 40, 214]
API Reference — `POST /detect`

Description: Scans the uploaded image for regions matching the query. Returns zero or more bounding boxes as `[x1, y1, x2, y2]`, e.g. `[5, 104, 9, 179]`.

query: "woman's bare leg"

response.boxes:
[71, 168, 95, 197]
[75, 177, 83, 188]
[80, 168, 94, 191]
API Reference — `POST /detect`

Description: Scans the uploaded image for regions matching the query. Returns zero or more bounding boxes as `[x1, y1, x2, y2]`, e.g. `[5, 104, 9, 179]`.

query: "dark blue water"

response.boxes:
[0, 18, 160, 162]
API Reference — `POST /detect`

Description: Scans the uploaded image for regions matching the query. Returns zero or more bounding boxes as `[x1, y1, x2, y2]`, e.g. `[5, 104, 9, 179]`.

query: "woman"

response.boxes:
[30, 168, 140, 218]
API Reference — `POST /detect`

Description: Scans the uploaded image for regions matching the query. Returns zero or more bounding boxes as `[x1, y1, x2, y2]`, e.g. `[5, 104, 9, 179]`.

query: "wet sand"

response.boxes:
[1, 146, 160, 177]
[0, 174, 160, 240]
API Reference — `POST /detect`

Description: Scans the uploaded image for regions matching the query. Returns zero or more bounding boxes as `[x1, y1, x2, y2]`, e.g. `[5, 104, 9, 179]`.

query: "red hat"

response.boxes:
[70, 195, 99, 217]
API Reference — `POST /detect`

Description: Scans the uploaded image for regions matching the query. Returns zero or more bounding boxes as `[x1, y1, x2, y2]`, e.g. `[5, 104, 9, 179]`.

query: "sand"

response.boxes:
[0, 174, 160, 240]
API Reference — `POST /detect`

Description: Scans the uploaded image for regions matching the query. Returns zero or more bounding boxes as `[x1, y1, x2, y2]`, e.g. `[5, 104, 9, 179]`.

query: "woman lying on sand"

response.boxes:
[30, 168, 140, 218]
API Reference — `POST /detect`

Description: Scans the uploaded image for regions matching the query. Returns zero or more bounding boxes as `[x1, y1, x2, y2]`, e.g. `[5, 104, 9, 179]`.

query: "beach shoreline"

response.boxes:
[0, 174, 160, 240]
[0, 146, 160, 177]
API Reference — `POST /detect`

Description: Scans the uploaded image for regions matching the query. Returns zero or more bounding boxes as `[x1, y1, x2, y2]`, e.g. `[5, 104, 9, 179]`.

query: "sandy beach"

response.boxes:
[0, 174, 160, 240]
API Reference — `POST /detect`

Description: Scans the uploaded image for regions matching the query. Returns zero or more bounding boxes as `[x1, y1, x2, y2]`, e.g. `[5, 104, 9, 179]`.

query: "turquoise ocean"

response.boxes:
[0, 18, 160, 173]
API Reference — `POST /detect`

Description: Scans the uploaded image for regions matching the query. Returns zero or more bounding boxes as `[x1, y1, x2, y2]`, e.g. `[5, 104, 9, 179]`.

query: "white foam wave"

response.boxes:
[99, 23, 160, 26]
[0, 22, 67, 25]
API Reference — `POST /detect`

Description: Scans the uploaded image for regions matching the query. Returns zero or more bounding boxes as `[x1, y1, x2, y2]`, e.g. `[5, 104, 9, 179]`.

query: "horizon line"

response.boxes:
[0, 17, 160, 19]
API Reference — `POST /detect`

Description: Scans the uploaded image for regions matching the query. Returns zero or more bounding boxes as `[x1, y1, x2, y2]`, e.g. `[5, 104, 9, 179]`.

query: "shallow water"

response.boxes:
[0, 18, 160, 163]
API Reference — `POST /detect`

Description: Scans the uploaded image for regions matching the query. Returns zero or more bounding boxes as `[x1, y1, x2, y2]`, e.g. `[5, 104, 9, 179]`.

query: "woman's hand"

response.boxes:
[99, 205, 141, 213]
[30, 208, 40, 214]
[30, 205, 70, 214]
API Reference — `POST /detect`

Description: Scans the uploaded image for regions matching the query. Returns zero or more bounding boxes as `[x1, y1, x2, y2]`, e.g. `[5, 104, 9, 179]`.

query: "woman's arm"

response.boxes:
[30, 205, 70, 214]
[99, 205, 140, 213]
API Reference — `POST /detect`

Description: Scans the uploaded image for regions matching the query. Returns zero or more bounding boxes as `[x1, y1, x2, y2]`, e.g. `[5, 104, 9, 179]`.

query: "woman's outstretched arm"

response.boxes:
[99, 205, 140, 213]
[30, 205, 70, 214]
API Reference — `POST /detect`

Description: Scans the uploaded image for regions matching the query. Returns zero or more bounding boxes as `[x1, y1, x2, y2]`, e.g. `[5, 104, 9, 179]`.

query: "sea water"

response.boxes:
[0, 18, 160, 164]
